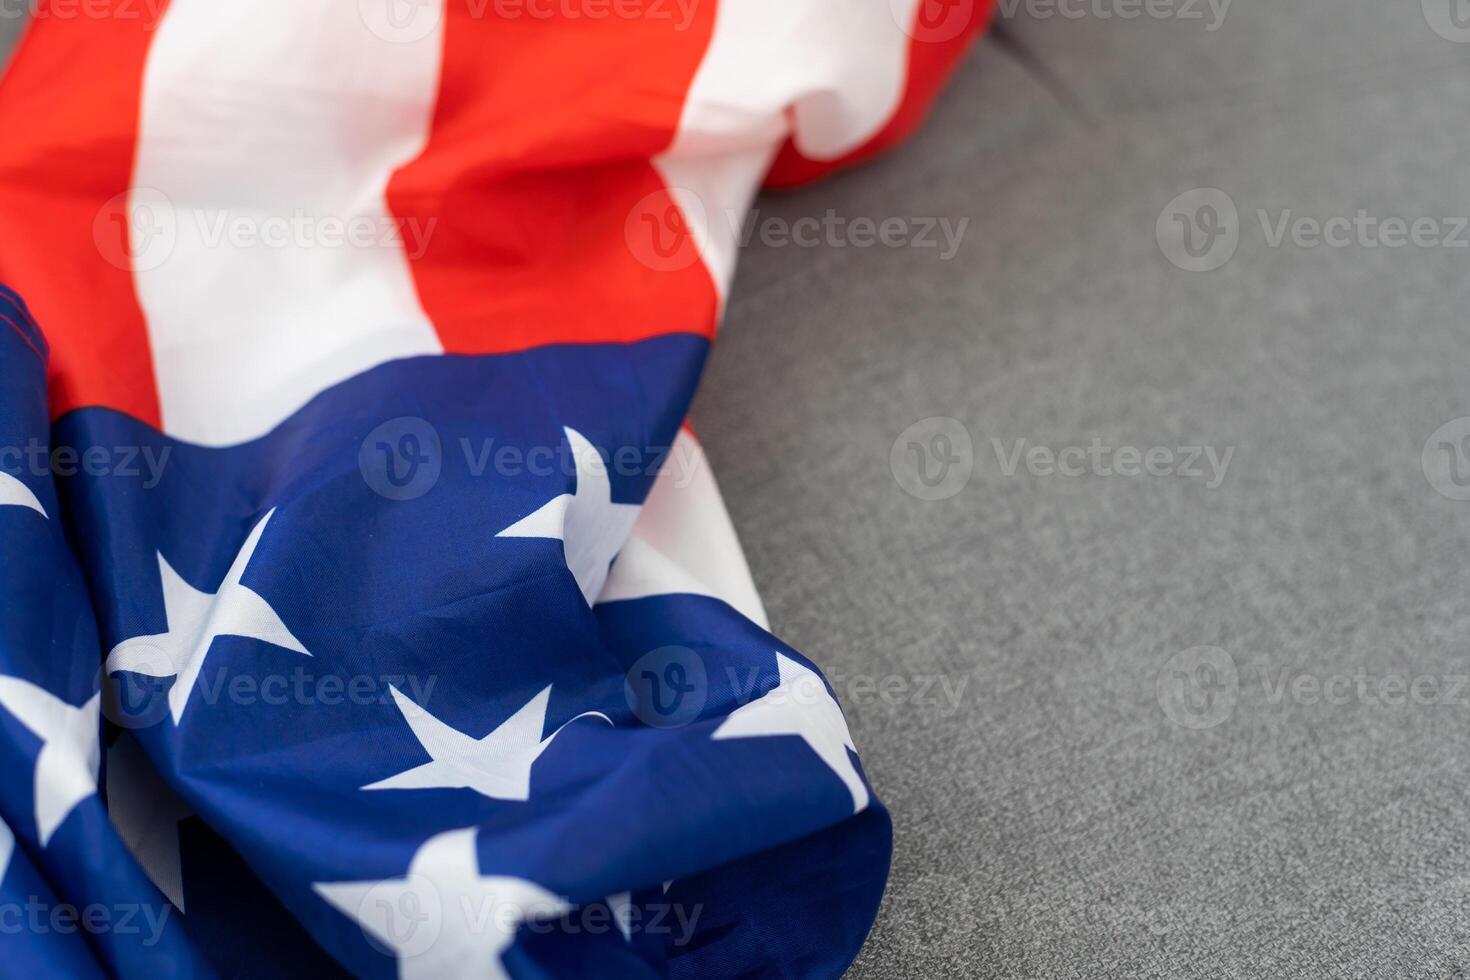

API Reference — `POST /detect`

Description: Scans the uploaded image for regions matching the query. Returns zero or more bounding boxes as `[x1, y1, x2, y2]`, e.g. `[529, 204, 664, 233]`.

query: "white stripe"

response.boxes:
[654, 0, 922, 297]
[635, 4, 923, 619]
[599, 430, 769, 630]
[130, 1, 445, 445]
[652, 150, 775, 310]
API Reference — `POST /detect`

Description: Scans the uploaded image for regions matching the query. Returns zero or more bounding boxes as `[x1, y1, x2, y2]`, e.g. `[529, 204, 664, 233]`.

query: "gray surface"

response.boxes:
[690, 4, 1470, 978]
[7, 5, 1470, 977]
[0, 17, 16, 72]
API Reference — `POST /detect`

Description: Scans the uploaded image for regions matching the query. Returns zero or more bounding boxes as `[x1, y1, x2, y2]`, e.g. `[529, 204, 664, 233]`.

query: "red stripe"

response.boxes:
[386, 4, 720, 355]
[0, 3, 978, 428]
[765, 0, 993, 188]
[0, 1, 164, 427]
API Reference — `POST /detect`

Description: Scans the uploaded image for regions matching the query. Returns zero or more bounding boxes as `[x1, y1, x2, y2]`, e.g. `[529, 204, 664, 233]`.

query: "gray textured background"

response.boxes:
[7, 4, 1470, 976]
[689, 4, 1470, 977]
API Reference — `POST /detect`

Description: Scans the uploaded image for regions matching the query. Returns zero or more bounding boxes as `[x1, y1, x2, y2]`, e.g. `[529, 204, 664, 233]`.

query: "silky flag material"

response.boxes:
[0, 2, 988, 976]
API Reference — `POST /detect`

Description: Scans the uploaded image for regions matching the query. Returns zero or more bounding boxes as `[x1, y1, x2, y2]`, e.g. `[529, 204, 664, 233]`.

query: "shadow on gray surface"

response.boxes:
[691, 4, 1470, 977]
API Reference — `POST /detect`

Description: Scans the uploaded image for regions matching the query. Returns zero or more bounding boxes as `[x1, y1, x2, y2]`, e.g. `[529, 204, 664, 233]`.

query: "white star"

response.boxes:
[105, 508, 309, 723]
[0, 814, 13, 883]
[712, 653, 869, 814]
[607, 891, 631, 941]
[314, 827, 567, 980]
[0, 677, 100, 846]
[106, 734, 191, 911]
[363, 685, 610, 801]
[0, 471, 45, 518]
[497, 426, 640, 604]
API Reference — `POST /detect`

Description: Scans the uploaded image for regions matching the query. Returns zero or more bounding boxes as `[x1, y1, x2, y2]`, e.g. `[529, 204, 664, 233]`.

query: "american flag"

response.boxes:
[0, 2, 985, 976]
